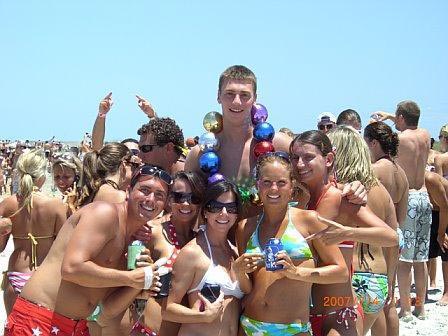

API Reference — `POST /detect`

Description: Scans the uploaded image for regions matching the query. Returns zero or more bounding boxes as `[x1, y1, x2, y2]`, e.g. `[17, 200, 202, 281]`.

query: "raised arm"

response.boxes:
[136, 95, 157, 119]
[92, 92, 113, 151]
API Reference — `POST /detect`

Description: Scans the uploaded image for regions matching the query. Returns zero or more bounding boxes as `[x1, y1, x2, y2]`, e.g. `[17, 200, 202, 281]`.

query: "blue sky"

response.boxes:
[1, 1, 447, 142]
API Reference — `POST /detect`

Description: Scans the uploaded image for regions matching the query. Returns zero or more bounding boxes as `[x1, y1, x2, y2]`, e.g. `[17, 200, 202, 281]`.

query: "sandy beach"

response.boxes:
[0, 175, 447, 335]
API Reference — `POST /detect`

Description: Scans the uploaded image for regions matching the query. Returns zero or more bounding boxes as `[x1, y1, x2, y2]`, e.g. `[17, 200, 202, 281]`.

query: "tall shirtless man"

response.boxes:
[377, 100, 432, 320]
[4, 168, 168, 336]
[185, 65, 365, 213]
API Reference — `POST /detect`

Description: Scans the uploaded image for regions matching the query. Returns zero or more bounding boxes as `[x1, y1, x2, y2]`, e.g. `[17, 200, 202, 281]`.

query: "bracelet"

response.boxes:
[143, 266, 153, 289]
[98, 112, 107, 119]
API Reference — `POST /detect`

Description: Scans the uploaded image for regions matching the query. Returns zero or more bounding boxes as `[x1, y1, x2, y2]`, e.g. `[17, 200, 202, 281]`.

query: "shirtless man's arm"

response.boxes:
[61, 203, 151, 289]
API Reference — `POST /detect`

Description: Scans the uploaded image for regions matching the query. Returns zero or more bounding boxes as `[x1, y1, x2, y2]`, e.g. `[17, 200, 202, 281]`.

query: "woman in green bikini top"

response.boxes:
[236, 152, 349, 336]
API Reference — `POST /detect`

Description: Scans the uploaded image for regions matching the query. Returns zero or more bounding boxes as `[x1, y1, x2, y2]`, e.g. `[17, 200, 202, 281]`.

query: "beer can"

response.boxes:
[127, 240, 145, 270]
[264, 238, 284, 271]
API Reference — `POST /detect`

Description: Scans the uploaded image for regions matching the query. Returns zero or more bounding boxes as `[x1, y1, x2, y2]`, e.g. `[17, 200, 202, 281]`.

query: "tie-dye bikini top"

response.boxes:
[245, 207, 313, 260]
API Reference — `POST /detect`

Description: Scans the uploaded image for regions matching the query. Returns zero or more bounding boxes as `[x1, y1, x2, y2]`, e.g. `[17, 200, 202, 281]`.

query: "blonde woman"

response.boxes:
[0, 149, 66, 314]
[52, 152, 83, 216]
[328, 126, 400, 335]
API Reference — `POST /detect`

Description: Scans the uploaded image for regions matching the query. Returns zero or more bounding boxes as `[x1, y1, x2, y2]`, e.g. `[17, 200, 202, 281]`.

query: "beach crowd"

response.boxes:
[1, 65, 448, 336]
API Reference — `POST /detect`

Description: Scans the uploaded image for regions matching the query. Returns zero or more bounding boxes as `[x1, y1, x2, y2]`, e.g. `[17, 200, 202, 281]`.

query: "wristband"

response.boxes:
[98, 112, 107, 118]
[143, 266, 153, 289]
[396, 228, 404, 252]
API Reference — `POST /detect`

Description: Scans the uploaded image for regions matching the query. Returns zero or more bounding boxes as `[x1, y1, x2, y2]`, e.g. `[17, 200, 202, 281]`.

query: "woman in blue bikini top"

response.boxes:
[236, 152, 349, 336]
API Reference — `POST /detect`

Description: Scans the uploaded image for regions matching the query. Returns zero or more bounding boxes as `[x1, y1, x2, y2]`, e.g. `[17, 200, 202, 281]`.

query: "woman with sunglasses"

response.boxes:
[236, 153, 348, 336]
[164, 180, 250, 336]
[328, 126, 400, 335]
[289, 130, 398, 336]
[128, 171, 205, 335]
[0, 149, 66, 314]
[52, 152, 83, 216]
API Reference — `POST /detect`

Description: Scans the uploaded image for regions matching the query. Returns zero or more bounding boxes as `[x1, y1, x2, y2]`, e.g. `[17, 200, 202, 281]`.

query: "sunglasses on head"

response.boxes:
[139, 144, 162, 153]
[132, 164, 173, 185]
[258, 151, 291, 163]
[205, 200, 238, 214]
[318, 123, 334, 131]
[171, 191, 201, 205]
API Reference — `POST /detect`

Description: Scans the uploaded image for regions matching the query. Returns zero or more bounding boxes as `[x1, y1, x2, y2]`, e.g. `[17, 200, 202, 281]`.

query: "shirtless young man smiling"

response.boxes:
[5, 166, 168, 336]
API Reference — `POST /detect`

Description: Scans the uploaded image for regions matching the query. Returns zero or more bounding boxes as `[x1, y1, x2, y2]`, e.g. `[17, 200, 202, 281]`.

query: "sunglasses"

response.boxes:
[318, 124, 334, 131]
[205, 200, 238, 214]
[258, 151, 291, 163]
[125, 160, 141, 170]
[139, 144, 161, 153]
[171, 191, 201, 205]
[132, 164, 173, 185]
[130, 149, 140, 156]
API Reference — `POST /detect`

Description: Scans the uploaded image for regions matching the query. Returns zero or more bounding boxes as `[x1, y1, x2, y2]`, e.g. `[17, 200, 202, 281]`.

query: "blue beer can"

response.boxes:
[264, 238, 284, 271]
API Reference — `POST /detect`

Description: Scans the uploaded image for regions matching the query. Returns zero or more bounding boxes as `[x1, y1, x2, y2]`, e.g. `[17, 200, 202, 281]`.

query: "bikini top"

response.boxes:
[307, 181, 354, 249]
[245, 206, 313, 260]
[162, 221, 181, 269]
[188, 231, 244, 299]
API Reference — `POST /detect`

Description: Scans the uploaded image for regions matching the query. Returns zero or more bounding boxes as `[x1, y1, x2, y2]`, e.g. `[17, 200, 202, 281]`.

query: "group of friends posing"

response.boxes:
[0, 65, 447, 336]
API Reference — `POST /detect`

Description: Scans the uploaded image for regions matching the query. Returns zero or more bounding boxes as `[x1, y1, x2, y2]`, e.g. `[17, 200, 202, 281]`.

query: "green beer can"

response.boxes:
[127, 240, 145, 270]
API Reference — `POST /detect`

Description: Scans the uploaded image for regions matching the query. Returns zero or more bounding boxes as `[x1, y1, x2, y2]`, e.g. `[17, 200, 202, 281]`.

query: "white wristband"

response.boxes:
[143, 266, 153, 289]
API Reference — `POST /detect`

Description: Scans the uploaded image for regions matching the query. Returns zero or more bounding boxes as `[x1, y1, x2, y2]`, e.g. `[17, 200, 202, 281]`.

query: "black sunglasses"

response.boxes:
[132, 165, 173, 185]
[139, 144, 162, 153]
[125, 160, 141, 170]
[318, 124, 334, 131]
[171, 191, 201, 205]
[205, 200, 238, 214]
[130, 149, 140, 156]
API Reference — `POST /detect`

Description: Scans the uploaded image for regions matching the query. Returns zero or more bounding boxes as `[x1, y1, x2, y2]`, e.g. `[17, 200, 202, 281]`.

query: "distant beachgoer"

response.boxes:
[5, 168, 167, 336]
[337, 109, 362, 132]
[364, 121, 409, 335]
[375, 101, 431, 320]
[317, 112, 337, 134]
[0, 149, 66, 314]
[435, 124, 448, 178]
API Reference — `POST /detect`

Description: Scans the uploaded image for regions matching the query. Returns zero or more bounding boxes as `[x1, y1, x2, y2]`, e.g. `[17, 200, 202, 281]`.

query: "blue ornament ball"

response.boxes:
[199, 152, 221, 174]
[253, 122, 275, 142]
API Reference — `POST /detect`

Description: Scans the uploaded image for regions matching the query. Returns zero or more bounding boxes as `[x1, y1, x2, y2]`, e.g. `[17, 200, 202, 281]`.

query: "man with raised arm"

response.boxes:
[376, 100, 432, 320]
[4, 166, 170, 336]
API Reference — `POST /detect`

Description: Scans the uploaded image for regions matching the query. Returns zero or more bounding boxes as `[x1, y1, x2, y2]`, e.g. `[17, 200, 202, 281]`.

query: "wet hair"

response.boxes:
[327, 126, 378, 190]
[290, 130, 333, 157]
[137, 117, 184, 155]
[121, 138, 138, 145]
[52, 152, 82, 182]
[78, 143, 131, 207]
[337, 109, 362, 127]
[255, 153, 294, 182]
[218, 65, 257, 95]
[15, 149, 47, 213]
[364, 121, 399, 157]
[396, 100, 420, 126]
[172, 171, 206, 204]
[201, 180, 242, 217]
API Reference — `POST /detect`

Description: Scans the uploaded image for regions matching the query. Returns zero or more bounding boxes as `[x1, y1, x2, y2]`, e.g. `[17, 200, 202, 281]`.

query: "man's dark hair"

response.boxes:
[337, 109, 361, 126]
[121, 138, 139, 145]
[218, 65, 257, 94]
[137, 118, 185, 154]
[396, 100, 420, 126]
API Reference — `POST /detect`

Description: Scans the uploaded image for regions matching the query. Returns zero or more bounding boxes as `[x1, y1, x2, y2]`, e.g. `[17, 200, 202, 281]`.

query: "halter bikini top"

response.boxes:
[188, 231, 244, 299]
[245, 206, 313, 260]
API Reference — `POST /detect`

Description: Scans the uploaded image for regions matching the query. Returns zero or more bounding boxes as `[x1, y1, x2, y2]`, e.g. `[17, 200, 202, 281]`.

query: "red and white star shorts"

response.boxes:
[4, 296, 90, 336]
